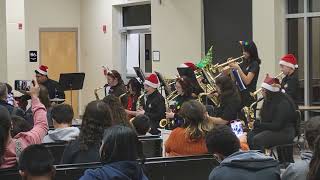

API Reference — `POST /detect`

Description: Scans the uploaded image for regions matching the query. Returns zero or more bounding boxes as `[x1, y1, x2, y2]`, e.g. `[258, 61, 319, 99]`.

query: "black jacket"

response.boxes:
[143, 90, 165, 134]
[42, 78, 65, 99]
[0, 99, 25, 118]
[214, 93, 242, 122]
[61, 139, 100, 164]
[79, 161, 148, 180]
[106, 83, 128, 107]
[209, 151, 280, 180]
[258, 94, 297, 131]
[281, 71, 299, 103]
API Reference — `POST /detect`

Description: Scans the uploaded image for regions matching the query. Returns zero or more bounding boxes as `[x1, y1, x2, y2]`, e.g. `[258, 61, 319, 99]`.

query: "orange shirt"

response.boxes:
[164, 127, 250, 157]
[165, 127, 208, 157]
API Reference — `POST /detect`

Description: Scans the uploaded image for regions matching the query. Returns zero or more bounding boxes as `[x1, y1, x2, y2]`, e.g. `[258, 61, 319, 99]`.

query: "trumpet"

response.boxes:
[251, 72, 284, 97]
[210, 55, 245, 74]
[94, 86, 105, 100]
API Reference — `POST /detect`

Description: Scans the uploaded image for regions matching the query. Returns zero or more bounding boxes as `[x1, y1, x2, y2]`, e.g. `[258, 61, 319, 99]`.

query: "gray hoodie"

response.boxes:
[209, 150, 280, 180]
[282, 151, 313, 180]
[42, 127, 80, 143]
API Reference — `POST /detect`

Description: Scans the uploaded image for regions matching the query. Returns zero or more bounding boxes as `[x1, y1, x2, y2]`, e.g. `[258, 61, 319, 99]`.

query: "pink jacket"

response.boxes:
[0, 97, 48, 169]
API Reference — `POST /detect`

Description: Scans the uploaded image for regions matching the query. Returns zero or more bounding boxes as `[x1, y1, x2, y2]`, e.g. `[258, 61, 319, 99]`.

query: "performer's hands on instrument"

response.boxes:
[136, 109, 145, 116]
[27, 78, 40, 98]
[209, 90, 219, 98]
[229, 62, 240, 70]
[221, 66, 231, 75]
[166, 111, 175, 119]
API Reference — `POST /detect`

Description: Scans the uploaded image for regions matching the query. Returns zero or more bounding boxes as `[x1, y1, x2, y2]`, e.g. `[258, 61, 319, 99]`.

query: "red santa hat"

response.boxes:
[179, 61, 197, 71]
[35, 65, 48, 76]
[279, 54, 298, 69]
[144, 73, 160, 88]
[261, 74, 281, 92]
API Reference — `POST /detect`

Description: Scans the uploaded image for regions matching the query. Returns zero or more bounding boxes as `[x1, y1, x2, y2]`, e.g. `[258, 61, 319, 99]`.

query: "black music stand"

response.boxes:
[177, 67, 202, 90]
[59, 73, 85, 108]
[155, 71, 170, 96]
[133, 67, 145, 83]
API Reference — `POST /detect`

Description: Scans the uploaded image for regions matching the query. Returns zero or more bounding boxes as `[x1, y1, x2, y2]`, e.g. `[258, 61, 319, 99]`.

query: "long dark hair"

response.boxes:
[179, 100, 213, 141]
[11, 115, 32, 137]
[307, 116, 320, 180]
[176, 78, 193, 97]
[127, 78, 142, 96]
[0, 106, 11, 165]
[78, 100, 113, 151]
[215, 75, 240, 103]
[107, 70, 124, 85]
[242, 41, 261, 64]
[100, 125, 144, 164]
[103, 95, 130, 126]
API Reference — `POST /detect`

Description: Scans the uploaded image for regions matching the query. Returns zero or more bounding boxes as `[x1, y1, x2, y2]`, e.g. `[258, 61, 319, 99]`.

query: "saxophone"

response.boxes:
[136, 93, 145, 110]
[94, 86, 105, 100]
[243, 97, 264, 129]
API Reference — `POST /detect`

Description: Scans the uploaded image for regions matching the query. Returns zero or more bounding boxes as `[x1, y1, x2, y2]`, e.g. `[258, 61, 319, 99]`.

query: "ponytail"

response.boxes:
[308, 135, 320, 180]
[0, 106, 11, 165]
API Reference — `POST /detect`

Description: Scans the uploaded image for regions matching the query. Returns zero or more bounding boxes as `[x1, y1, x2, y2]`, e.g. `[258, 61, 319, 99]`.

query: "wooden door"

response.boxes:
[40, 31, 78, 118]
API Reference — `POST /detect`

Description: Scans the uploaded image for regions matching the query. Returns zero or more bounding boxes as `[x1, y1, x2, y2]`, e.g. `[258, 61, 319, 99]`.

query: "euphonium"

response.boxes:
[94, 86, 105, 100]
[196, 69, 220, 106]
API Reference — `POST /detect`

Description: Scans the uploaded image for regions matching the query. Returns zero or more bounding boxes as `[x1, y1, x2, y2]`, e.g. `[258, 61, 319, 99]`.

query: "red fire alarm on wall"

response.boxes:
[102, 25, 107, 34]
[18, 23, 23, 30]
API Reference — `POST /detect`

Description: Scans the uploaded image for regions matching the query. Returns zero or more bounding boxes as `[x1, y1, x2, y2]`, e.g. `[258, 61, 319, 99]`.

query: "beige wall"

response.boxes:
[6, 0, 26, 87]
[80, 0, 114, 111]
[0, 0, 7, 82]
[252, 0, 285, 87]
[3, 0, 284, 114]
[151, 0, 203, 78]
[24, 0, 81, 78]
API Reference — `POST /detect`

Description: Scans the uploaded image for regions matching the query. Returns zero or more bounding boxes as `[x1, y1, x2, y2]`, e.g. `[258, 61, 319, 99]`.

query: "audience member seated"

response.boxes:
[165, 100, 213, 156]
[131, 115, 151, 136]
[43, 104, 79, 143]
[5, 83, 15, 106]
[25, 85, 53, 127]
[61, 100, 113, 164]
[0, 79, 48, 169]
[103, 95, 131, 127]
[79, 125, 148, 180]
[19, 144, 55, 180]
[205, 125, 280, 180]
[11, 115, 32, 137]
[282, 116, 320, 180]
[0, 82, 25, 117]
